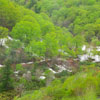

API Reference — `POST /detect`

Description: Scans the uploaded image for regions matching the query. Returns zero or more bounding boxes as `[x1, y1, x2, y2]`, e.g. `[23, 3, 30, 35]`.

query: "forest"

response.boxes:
[0, 0, 100, 100]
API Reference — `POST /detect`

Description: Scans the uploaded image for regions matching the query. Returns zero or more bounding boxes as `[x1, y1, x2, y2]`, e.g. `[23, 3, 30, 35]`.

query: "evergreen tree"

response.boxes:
[0, 59, 14, 92]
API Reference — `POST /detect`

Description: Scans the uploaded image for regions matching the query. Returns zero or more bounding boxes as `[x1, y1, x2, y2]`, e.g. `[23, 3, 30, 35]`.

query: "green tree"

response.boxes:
[25, 40, 46, 57]
[0, 59, 14, 92]
[0, 0, 21, 29]
[11, 21, 41, 44]
[44, 32, 59, 58]
[0, 26, 8, 39]
[0, 26, 8, 46]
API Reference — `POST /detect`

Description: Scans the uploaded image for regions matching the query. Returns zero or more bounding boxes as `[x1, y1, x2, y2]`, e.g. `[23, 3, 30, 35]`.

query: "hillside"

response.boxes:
[0, 0, 100, 100]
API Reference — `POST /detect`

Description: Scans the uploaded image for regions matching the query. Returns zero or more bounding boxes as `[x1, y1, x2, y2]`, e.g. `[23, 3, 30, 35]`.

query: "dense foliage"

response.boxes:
[0, 0, 100, 100]
[11, 0, 100, 43]
[14, 66, 100, 100]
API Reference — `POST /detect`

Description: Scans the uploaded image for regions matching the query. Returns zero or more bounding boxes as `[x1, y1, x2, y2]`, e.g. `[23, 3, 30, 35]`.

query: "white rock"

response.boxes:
[79, 54, 89, 61]
[66, 69, 72, 72]
[96, 46, 100, 51]
[94, 55, 100, 62]
[21, 63, 26, 65]
[39, 76, 46, 80]
[27, 71, 31, 74]
[0, 64, 4, 68]
[49, 68, 57, 74]
[14, 71, 20, 74]
[82, 45, 86, 51]
[27, 62, 34, 64]
[8, 36, 13, 40]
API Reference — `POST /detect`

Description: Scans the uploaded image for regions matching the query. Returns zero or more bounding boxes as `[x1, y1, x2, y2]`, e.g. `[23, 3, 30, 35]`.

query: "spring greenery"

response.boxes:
[0, 0, 100, 100]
